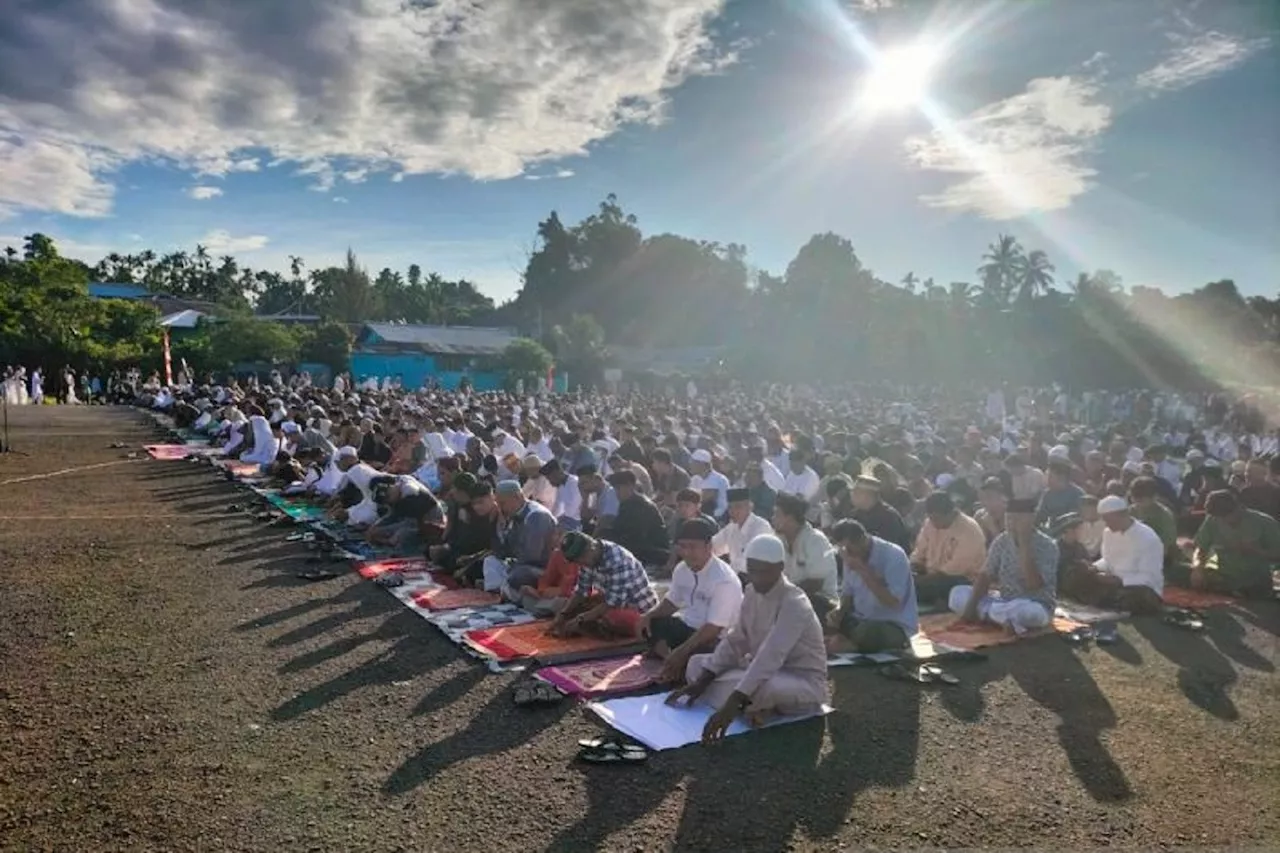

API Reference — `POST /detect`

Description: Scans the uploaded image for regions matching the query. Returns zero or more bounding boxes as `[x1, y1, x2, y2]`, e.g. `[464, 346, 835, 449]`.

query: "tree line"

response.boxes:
[3, 195, 1278, 391]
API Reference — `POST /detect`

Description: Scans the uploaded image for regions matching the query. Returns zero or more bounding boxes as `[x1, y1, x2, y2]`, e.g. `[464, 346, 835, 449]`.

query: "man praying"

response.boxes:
[711, 487, 774, 580]
[550, 532, 659, 639]
[666, 534, 830, 742]
[910, 491, 988, 608]
[950, 501, 1058, 636]
[826, 519, 918, 653]
[640, 518, 743, 683]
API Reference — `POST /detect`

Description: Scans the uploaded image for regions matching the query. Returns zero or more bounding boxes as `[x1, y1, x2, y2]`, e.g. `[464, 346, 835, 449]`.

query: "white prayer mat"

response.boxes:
[588, 692, 833, 751]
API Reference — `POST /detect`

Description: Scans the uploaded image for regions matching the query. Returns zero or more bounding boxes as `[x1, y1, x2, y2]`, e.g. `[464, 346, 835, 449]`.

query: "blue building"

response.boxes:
[87, 282, 152, 300]
[351, 322, 519, 391]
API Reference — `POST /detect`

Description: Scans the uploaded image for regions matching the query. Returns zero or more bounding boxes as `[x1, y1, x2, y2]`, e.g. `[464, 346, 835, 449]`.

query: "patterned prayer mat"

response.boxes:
[918, 612, 1085, 651]
[412, 587, 500, 611]
[535, 654, 664, 697]
[463, 620, 647, 663]
[1162, 587, 1237, 609]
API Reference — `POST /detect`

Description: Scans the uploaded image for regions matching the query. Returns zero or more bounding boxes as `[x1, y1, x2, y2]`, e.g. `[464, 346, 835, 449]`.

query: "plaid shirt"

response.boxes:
[575, 541, 659, 611]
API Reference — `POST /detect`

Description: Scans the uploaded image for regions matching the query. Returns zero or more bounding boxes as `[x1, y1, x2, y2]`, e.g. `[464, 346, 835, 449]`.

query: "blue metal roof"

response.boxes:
[88, 282, 151, 299]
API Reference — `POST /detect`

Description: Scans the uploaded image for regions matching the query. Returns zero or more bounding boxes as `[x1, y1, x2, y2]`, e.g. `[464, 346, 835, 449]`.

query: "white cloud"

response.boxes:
[846, 0, 895, 11]
[186, 185, 223, 200]
[332, 196, 349, 203]
[554, 168, 576, 179]
[199, 229, 268, 253]
[1135, 31, 1269, 93]
[0, 136, 115, 219]
[0, 1, 733, 217]
[904, 76, 1112, 220]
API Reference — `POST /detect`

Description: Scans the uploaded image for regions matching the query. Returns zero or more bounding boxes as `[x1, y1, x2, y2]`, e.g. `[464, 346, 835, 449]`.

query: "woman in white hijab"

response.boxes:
[241, 415, 281, 466]
[312, 446, 356, 497]
[221, 408, 249, 454]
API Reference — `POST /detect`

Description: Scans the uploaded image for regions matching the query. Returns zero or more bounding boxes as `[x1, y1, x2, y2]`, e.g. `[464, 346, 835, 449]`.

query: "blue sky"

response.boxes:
[1, 0, 1275, 302]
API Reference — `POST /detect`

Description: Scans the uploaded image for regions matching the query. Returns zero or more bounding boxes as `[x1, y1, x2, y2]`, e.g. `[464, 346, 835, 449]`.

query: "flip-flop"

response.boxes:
[297, 570, 341, 581]
[374, 574, 405, 588]
[513, 681, 562, 707]
[1062, 626, 1095, 646]
[1164, 608, 1205, 632]
[577, 742, 648, 764]
[1094, 622, 1119, 645]
[880, 663, 958, 685]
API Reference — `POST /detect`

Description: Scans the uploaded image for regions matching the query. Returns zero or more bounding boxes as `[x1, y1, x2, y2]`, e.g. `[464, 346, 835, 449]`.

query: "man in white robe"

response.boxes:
[667, 534, 830, 742]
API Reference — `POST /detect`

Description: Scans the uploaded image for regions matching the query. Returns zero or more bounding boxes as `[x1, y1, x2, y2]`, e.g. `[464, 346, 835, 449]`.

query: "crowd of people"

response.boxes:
[2, 364, 134, 405]
[135, 371, 1280, 737]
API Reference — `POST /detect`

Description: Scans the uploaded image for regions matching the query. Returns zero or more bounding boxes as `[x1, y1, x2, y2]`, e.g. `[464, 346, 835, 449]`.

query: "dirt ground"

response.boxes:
[1, 405, 1278, 853]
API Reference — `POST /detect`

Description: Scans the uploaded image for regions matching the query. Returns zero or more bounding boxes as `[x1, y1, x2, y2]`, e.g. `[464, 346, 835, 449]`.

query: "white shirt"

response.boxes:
[690, 469, 730, 517]
[551, 474, 582, 522]
[754, 458, 786, 492]
[781, 466, 820, 501]
[784, 525, 840, 600]
[710, 513, 774, 575]
[666, 556, 743, 630]
[1096, 519, 1165, 594]
[522, 474, 557, 508]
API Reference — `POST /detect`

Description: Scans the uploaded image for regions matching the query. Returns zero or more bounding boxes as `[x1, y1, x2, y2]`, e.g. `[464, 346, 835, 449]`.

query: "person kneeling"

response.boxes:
[825, 520, 918, 654]
[549, 532, 659, 639]
[639, 518, 743, 684]
[665, 534, 830, 743]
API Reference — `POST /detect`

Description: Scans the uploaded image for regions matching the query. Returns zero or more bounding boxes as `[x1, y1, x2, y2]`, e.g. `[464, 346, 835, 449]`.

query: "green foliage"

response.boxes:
[297, 320, 353, 372]
[4, 216, 1280, 394]
[203, 316, 300, 368]
[498, 338, 554, 384]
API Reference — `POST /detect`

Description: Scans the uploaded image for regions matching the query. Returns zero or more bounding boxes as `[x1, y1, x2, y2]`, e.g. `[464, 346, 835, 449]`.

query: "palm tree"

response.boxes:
[900, 271, 919, 294]
[1015, 249, 1055, 302]
[948, 281, 977, 314]
[978, 234, 1023, 304]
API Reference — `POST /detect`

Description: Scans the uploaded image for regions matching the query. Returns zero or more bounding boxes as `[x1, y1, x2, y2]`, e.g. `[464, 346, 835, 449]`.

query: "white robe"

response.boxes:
[241, 416, 280, 465]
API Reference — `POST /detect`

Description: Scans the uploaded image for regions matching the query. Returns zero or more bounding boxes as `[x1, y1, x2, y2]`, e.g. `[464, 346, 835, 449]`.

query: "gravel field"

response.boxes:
[1, 406, 1278, 852]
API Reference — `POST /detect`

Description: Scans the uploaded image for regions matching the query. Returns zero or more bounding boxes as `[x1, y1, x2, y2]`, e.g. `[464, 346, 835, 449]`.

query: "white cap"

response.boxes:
[691, 449, 713, 464]
[337, 446, 359, 460]
[1097, 495, 1128, 514]
[935, 473, 955, 489]
[1048, 445, 1070, 460]
[1186, 449, 1205, 461]
[744, 534, 786, 565]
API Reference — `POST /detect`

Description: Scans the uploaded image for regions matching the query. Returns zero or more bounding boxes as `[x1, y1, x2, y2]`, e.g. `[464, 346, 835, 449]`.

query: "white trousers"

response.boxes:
[685, 654, 828, 717]
[482, 556, 509, 592]
[948, 586, 1051, 636]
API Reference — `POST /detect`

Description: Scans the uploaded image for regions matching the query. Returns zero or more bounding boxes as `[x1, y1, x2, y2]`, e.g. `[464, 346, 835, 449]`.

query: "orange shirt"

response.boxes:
[536, 551, 581, 597]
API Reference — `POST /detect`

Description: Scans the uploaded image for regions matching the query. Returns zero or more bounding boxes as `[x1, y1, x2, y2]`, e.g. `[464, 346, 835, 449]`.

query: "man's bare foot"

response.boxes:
[745, 709, 773, 728]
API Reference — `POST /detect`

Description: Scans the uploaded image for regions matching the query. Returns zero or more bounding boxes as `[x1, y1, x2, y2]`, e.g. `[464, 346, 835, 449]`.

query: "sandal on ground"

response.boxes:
[1164, 608, 1205, 632]
[297, 569, 341, 581]
[374, 574, 405, 588]
[577, 739, 648, 764]
[879, 663, 958, 686]
[1094, 622, 1119, 645]
[1061, 626, 1095, 646]
[513, 681, 563, 707]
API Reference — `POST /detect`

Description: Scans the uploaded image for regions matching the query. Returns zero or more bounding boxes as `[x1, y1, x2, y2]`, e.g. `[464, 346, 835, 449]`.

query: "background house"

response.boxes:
[351, 322, 519, 391]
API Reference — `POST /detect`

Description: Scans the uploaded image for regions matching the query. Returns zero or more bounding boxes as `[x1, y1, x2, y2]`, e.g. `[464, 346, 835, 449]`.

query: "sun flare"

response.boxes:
[861, 42, 940, 111]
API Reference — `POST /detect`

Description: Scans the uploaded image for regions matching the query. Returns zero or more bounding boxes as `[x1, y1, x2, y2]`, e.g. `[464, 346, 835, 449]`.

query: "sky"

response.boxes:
[0, 0, 1276, 302]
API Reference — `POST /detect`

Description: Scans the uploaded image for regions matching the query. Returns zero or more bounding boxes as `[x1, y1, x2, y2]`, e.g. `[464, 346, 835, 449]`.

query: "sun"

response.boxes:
[860, 42, 940, 111]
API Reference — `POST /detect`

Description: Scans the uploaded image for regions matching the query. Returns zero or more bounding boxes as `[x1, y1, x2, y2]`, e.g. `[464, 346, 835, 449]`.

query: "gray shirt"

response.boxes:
[497, 500, 556, 568]
[983, 530, 1058, 612]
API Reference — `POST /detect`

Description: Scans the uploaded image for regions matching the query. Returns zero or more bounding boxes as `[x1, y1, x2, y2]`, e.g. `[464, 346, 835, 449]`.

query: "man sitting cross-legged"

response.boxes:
[950, 501, 1059, 636]
[1171, 489, 1280, 599]
[666, 534, 830, 743]
[825, 519, 919, 654]
[911, 491, 988, 609]
[1068, 495, 1165, 615]
[549, 532, 659, 639]
[639, 518, 744, 684]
